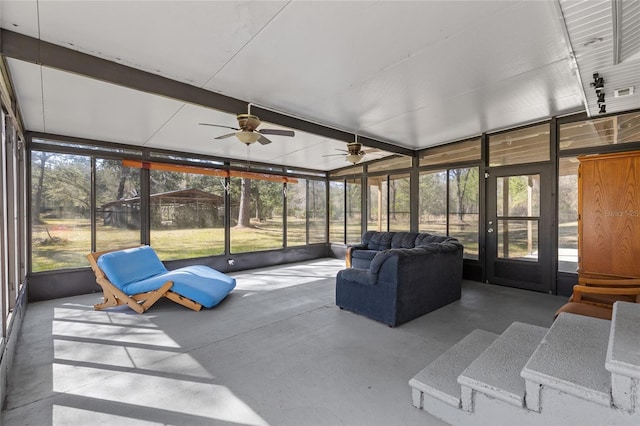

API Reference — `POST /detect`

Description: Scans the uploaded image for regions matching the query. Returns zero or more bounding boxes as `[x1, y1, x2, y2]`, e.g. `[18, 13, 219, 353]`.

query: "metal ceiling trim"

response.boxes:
[554, 0, 591, 117]
[0, 56, 24, 135]
[612, 0, 622, 65]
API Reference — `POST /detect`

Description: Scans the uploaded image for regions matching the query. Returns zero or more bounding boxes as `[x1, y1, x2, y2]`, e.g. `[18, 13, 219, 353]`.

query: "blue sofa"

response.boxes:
[337, 231, 463, 326]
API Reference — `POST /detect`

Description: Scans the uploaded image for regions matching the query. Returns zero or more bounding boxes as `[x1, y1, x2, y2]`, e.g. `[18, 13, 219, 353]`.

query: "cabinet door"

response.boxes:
[578, 151, 640, 278]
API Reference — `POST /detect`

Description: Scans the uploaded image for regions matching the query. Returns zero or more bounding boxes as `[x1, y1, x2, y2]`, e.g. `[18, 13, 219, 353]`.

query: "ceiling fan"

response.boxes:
[200, 114, 295, 145]
[324, 141, 381, 164]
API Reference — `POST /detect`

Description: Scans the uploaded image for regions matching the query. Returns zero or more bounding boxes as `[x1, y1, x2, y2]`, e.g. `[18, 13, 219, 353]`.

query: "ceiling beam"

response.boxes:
[0, 29, 246, 113]
[253, 106, 414, 156]
[1, 29, 414, 157]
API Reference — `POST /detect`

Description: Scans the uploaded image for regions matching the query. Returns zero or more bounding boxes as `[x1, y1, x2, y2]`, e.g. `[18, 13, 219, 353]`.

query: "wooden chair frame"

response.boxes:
[87, 246, 202, 313]
[555, 276, 640, 321]
[573, 277, 640, 307]
[345, 246, 354, 268]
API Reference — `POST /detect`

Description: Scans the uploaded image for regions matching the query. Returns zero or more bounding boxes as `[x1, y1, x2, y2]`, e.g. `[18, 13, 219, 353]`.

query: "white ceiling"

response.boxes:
[2, 1, 639, 171]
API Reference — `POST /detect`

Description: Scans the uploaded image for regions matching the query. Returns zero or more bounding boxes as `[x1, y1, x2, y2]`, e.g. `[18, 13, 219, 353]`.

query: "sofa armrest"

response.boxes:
[337, 267, 377, 286]
[346, 243, 368, 268]
[348, 243, 368, 252]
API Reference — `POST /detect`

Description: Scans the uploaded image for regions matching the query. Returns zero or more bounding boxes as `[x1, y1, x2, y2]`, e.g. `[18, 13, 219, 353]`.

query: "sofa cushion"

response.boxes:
[414, 233, 453, 246]
[98, 246, 168, 289]
[370, 245, 442, 274]
[361, 231, 377, 246]
[367, 232, 394, 251]
[391, 232, 419, 248]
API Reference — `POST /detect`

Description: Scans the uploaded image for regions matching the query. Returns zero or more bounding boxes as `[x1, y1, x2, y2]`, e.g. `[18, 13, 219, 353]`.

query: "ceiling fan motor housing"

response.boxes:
[347, 142, 363, 155]
[236, 114, 261, 131]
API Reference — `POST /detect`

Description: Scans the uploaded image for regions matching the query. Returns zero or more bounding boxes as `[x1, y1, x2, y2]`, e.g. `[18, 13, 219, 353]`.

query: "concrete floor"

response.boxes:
[2, 258, 567, 426]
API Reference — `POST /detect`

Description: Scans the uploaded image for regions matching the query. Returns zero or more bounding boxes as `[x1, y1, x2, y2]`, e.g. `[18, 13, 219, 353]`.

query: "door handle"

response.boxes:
[487, 228, 494, 233]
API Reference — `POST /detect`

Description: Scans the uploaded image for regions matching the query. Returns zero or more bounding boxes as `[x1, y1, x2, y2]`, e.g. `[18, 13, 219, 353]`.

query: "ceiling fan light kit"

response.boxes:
[236, 131, 260, 144]
[323, 140, 377, 164]
[346, 153, 363, 164]
[200, 113, 295, 146]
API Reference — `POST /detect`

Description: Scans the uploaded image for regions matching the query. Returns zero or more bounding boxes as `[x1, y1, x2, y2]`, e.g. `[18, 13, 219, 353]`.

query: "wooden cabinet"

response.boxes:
[578, 151, 640, 279]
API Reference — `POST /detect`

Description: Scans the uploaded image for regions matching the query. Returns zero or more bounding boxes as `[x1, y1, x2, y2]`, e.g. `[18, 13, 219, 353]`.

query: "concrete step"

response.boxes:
[606, 301, 640, 412]
[409, 329, 498, 410]
[457, 322, 548, 411]
[521, 312, 611, 411]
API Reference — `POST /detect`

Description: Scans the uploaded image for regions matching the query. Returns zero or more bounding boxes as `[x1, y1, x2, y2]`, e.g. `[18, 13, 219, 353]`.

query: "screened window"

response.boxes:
[419, 167, 479, 259]
[419, 170, 447, 235]
[96, 159, 141, 251]
[367, 176, 387, 232]
[286, 179, 307, 247]
[31, 152, 91, 271]
[230, 177, 283, 253]
[559, 111, 640, 150]
[448, 168, 479, 259]
[346, 178, 362, 244]
[389, 173, 410, 231]
[329, 180, 345, 243]
[367, 155, 412, 172]
[3, 111, 25, 316]
[150, 170, 226, 260]
[420, 138, 481, 166]
[489, 124, 550, 166]
[308, 180, 327, 243]
[558, 157, 579, 272]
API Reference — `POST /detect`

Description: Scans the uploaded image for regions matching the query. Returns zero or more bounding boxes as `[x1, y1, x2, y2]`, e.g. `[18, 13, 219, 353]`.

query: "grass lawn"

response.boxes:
[31, 217, 319, 272]
[31, 216, 492, 272]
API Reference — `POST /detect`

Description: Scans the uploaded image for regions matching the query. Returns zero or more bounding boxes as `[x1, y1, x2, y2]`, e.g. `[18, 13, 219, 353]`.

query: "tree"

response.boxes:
[447, 167, 480, 223]
[419, 171, 447, 219]
[31, 151, 53, 224]
[346, 179, 361, 220]
[329, 181, 345, 220]
[255, 180, 282, 220]
[237, 178, 252, 227]
[46, 156, 91, 214]
[286, 180, 306, 219]
[31, 153, 92, 220]
[116, 166, 131, 200]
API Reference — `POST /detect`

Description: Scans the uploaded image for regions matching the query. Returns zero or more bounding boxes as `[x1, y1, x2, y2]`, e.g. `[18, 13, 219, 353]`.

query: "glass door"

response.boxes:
[486, 164, 553, 292]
